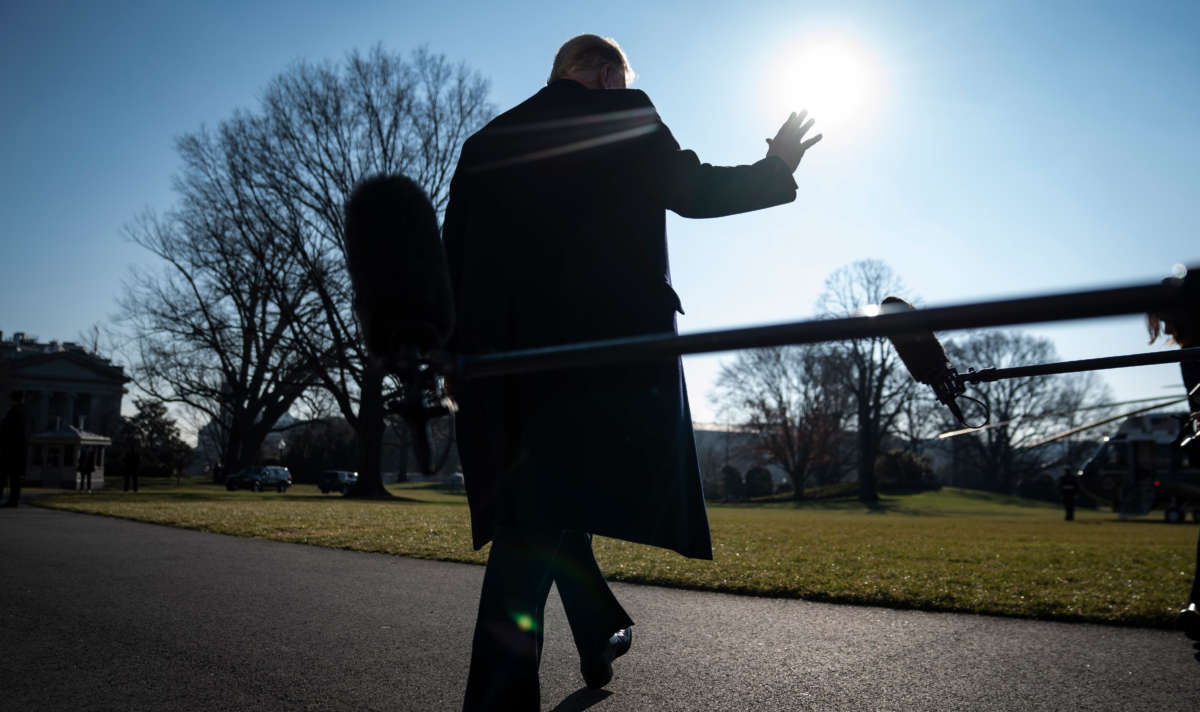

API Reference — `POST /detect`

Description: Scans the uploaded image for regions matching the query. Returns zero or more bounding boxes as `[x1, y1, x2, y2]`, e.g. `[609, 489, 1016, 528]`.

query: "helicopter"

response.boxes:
[1071, 405, 1200, 523]
[936, 395, 1199, 522]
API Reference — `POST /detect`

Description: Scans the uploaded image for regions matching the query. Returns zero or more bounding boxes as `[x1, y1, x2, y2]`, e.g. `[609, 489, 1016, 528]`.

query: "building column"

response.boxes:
[49, 391, 64, 430]
[35, 390, 49, 433]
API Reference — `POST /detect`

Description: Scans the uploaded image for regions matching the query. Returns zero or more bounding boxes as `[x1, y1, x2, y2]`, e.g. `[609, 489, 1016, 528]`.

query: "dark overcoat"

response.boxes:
[443, 80, 798, 559]
[1, 403, 29, 476]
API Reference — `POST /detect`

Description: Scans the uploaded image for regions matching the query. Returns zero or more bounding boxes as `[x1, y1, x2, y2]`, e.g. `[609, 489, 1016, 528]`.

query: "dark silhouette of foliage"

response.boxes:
[721, 464, 744, 501]
[745, 466, 774, 498]
[108, 399, 193, 478]
[281, 418, 358, 484]
[874, 449, 939, 492]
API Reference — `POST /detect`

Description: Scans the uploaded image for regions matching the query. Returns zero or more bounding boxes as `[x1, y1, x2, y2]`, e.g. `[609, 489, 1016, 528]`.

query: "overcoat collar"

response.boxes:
[547, 79, 588, 91]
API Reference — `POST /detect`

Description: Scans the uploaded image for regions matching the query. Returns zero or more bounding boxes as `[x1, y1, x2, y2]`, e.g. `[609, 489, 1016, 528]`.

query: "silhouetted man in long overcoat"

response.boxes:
[444, 35, 822, 709]
[1, 391, 29, 507]
[123, 441, 141, 492]
[1058, 468, 1079, 521]
[1146, 293, 1200, 648]
[77, 445, 96, 492]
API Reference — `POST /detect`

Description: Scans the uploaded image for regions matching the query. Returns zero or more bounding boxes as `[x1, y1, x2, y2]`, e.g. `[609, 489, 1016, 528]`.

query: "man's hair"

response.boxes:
[1146, 276, 1193, 345]
[548, 34, 635, 85]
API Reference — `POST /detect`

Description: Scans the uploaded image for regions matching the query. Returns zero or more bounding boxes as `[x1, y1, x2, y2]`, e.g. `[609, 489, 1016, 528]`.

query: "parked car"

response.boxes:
[318, 470, 358, 494]
[226, 466, 293, 493]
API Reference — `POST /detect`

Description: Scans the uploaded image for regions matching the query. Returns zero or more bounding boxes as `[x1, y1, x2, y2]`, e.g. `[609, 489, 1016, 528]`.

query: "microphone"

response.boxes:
[344, 174, 457, 474]
[343, 174, 454, 358]
[881, 296, 968, 425]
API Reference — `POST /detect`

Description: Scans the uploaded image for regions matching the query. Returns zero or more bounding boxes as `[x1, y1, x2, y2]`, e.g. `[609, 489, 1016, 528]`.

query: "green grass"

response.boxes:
[33, 482, 1198, 628]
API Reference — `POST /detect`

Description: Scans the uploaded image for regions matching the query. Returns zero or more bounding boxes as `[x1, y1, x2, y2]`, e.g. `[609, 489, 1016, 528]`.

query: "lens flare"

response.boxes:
[512, 612, 539, 633]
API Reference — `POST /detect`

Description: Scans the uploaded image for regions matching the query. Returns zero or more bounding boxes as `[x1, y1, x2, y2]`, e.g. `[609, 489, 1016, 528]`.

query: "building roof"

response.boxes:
[0, 331, 129, 385]
[31, 424, 112, 446]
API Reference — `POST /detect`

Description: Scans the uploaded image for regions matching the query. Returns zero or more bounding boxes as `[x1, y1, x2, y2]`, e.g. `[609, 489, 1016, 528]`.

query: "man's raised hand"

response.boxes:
[765, 111, 822, 173]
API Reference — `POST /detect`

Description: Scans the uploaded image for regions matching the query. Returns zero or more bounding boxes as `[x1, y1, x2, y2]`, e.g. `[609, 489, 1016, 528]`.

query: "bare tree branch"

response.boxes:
[183, 45, 492, 495]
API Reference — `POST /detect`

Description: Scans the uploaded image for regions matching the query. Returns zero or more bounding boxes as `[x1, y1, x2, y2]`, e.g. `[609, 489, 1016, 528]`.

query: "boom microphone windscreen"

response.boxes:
[882, 296, 967, 424]
[881, 296, 953, 385]
[344, 174, 454, 355]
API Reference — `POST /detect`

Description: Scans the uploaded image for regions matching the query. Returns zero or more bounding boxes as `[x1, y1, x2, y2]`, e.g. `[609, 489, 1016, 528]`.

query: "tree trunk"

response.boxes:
[352, 359, 391, 498]
[791, 468, 806, 501]
[857, 409, 878, 502]
[220, 425, 248, 482]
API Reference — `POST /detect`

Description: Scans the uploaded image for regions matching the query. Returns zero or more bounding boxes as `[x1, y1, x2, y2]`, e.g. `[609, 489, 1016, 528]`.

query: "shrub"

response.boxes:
[745, 466, 773, 498]
[875, 449, 940, 492]
[721, 465, 744, 501]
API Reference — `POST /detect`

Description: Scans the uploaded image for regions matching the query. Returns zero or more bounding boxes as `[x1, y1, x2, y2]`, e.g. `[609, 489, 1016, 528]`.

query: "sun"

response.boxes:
[769, 36, 879, 133]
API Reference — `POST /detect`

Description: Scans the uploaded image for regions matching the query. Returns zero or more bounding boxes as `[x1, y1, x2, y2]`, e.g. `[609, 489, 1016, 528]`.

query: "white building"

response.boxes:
[0, 331, 129, 488]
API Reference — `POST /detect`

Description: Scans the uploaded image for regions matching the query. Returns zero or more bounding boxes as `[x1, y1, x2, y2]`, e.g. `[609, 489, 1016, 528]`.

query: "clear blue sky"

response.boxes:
[2, 0, 1197, 424]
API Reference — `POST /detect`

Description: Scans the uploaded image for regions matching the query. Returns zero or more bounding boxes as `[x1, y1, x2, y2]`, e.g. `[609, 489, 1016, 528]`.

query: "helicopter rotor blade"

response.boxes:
[933, 394, 1188, 440]
[1070, 394, 1187, 411]
[1024, 397, 1188, 449]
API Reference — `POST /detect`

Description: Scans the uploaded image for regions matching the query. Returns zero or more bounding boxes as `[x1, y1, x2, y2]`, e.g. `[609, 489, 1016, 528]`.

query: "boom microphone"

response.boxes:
[882, 296, 969, 425]
[344, 174, 457, 474]
[343, 174, 454, 357]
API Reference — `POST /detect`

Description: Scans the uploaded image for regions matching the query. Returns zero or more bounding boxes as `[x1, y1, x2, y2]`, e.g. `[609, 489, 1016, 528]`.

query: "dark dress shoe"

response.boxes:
[581, 627, 632, 689]
[1179, 602, 1200, 641]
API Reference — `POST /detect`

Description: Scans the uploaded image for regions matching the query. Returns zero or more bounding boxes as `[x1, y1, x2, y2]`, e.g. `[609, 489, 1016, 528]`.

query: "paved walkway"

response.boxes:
[1, 506, 1197, 711]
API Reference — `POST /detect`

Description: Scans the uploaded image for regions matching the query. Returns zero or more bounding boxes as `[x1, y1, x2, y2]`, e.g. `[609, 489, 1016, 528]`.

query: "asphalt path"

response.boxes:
[2, 505, 1198, 711]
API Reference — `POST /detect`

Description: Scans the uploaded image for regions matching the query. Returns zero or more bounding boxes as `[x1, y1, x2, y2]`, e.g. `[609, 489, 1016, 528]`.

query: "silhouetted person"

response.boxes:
[1147, 282, 1200, 649]
[445, 35, 821, 710]
[78, 445, 96, 493]
[1, 390, 29, 507]
[1058, 468, 1079, 521]
[123, 441, 141, 492]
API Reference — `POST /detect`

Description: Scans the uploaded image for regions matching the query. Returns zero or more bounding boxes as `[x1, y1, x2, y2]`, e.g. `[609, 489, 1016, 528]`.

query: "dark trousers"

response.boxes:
[2, 469, 19, 506]
[123, 471, 139, 492]
[78, 471, 92, 491]
[462, 528, 633, 711]
[1063, 495, 1075, 521]
[1191, 529, 1200, 604]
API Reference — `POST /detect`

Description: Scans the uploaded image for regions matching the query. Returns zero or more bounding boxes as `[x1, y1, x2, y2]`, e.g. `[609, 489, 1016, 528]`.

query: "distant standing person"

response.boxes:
[1058, 468, 1079, 521]
[78, 446, 96, 493]
[1146, 280, 1200, 645]
[1, 391, 29, 507]
[123, 441, 141, 492]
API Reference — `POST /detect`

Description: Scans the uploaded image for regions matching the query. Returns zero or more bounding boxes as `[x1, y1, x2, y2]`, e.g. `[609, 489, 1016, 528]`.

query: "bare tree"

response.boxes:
[894, 380, 941, 454]
[714, 344, 847, 500]
[816, 260, 915, 502]
[120, 123, 324, 476]
[940, 330, 1111, 492]
[225, 46, 492, 496]
[696, 434, 725, 494]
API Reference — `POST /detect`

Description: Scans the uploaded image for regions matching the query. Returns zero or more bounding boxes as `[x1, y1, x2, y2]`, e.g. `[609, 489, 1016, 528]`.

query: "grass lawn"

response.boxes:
[33, 480, 1198, 628]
